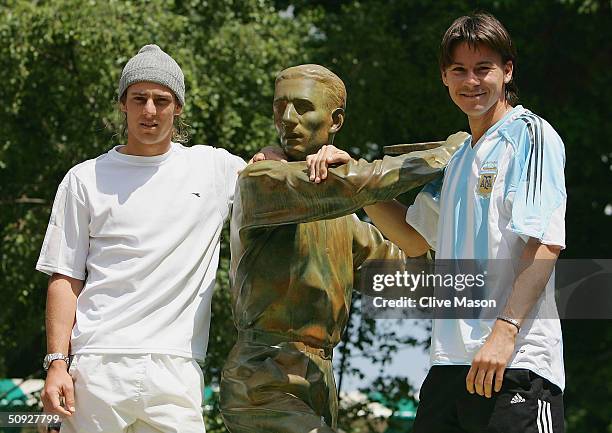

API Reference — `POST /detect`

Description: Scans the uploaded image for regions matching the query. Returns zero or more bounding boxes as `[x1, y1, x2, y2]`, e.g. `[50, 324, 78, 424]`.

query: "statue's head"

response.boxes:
[273, 64, 346, 161]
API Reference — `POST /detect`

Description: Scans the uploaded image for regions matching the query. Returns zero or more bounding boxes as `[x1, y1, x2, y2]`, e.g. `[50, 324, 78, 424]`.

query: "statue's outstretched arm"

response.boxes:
[235, 132, 467, 232]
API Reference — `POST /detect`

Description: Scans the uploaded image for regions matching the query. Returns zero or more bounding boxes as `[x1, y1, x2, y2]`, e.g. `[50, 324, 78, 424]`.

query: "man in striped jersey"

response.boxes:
[373, 12, 566, 433]
[307, 11, 567, 433]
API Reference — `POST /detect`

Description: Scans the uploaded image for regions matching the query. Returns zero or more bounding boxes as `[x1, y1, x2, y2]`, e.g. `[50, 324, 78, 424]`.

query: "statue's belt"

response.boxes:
[237, 329, 333, 360]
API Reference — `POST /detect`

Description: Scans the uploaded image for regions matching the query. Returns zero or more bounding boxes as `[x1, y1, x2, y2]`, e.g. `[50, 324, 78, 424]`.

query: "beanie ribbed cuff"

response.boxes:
[120, 67, 185, 106]
[118, 44, 185, 106]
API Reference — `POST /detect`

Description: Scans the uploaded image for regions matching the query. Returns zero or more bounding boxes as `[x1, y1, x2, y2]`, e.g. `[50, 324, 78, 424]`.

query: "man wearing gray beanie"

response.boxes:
[37, 44, 245, 433]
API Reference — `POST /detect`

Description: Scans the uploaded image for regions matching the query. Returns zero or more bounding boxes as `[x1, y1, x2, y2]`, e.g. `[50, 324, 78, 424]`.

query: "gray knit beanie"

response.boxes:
[118, 44, 185, 106]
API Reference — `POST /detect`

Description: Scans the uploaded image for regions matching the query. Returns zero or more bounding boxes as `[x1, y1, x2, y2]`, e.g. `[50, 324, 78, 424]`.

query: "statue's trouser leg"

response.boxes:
[220, 333, 338, 433]
[221, 409, 336, 433]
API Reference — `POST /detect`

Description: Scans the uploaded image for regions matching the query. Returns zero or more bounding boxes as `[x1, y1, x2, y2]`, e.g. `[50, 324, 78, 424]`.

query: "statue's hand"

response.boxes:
[248, 146, 287, 164]
[306, 144, 354, 183]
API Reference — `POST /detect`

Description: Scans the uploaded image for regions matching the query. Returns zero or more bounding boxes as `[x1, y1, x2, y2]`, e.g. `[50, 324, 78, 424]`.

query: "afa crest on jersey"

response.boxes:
[477, 161, 498, 197]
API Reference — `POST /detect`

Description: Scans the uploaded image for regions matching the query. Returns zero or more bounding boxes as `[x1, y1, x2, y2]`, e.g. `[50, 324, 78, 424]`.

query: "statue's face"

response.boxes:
[273, 78, 334, 161]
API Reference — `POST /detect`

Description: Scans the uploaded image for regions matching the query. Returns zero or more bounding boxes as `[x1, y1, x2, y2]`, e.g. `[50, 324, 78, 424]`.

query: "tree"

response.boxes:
[281, 1, 612, 431]
[0, 1, 316, 430]
[1, 0, 610, 432]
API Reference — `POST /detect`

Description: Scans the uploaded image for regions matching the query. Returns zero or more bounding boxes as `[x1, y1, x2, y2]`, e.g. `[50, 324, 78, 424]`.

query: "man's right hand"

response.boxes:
[41, 361, 75, 417]
[305, 144, 354, 183]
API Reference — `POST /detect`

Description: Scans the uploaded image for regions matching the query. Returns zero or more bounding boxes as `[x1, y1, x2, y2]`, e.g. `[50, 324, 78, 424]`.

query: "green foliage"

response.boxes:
[336, 297, 423, 432]
[285, 1, 612, 432]
[0, 1, 313, 430]
[1, 0, 610, 432]
[563, 320, 612, 433]
[295, 0, 612, 260]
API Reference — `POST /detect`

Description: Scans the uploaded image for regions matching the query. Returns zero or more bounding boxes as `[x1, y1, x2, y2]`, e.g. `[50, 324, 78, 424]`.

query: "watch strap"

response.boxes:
[43, 353, 70, 371]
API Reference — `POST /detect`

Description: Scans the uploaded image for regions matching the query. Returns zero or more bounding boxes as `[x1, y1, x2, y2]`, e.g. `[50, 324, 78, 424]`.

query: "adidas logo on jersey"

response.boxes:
[510, 393, 526, 404]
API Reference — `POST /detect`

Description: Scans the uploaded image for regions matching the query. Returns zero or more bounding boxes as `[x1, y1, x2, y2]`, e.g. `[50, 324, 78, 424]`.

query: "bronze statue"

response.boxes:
[220, 64, 462, 432]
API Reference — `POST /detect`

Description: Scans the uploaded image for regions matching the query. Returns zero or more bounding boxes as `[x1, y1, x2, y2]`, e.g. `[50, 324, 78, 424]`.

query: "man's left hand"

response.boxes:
[248, 146, 287, 164]
[466, 319, 518, 398]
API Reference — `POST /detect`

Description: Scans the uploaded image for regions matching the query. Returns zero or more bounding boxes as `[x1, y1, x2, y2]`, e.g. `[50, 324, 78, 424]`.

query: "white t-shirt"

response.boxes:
[37, 143, 245, 361]
[406, 106, 567, 390]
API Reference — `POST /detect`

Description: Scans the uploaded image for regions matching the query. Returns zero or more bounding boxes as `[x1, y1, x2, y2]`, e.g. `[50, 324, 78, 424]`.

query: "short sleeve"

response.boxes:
[405, 177, 442, 251]
[36, 172, 90, 279]
[217, 149, 246, 220]
[506, 116, 567, 248]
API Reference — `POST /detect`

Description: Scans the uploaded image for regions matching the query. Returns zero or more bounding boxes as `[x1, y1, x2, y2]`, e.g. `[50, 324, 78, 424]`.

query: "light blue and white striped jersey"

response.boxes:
[406, 105, 567, 389]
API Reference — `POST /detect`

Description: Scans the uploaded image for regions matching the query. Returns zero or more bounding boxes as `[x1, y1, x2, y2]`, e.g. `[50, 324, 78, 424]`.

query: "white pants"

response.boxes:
[60, 353, 205, 433]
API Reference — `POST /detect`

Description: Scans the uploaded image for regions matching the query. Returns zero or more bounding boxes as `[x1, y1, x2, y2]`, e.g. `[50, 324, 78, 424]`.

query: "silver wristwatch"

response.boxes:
[43, 353, 70, 371]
